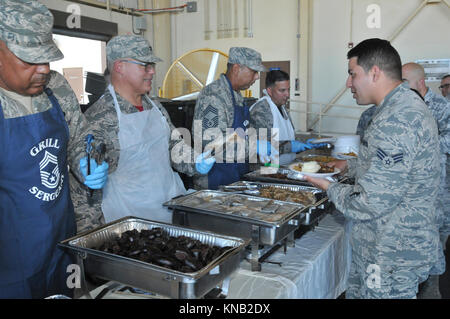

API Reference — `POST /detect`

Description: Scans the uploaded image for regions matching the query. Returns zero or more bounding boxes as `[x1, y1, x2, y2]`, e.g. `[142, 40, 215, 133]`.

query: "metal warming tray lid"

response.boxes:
[164, 190, 305, 227]
[59, 216, 249, 299]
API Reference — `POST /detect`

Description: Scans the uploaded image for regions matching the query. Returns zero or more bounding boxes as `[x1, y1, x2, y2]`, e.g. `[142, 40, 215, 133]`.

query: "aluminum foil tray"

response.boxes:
[164, 190, 304, 227]
[59, 216, 249, 299]
[244, 168, 312, 185]
[245, 167, 339, 185]
[220, 181, 327, 205]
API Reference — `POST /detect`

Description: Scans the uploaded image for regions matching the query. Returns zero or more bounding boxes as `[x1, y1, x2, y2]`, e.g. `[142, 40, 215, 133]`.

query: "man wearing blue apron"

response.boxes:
[0, 1, 108, 298]
[193, 47, 277, 190]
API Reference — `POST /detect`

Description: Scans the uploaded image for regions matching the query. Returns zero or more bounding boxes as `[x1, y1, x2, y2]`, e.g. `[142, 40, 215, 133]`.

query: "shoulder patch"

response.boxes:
[202, 105, 219, 129]
[376, 148, 403, 168]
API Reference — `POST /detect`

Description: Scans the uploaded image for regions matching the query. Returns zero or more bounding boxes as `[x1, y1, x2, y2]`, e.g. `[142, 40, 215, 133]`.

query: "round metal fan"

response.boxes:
[160, 48, 229, 101]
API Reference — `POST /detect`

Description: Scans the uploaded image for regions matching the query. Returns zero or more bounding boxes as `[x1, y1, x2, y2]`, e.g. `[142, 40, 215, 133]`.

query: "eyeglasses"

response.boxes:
[438, 83, 450, 90]
[120, 60, 155, 72]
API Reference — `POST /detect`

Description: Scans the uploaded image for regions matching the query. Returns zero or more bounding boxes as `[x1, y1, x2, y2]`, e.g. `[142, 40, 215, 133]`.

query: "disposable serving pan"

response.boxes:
[220, 181, 327, 203]
[58, 216, 249, 299]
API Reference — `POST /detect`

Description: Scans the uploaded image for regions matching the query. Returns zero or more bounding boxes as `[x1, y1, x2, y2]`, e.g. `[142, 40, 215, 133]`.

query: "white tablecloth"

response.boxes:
[226, 212, 352, 299]
[82, 211, 352, 299]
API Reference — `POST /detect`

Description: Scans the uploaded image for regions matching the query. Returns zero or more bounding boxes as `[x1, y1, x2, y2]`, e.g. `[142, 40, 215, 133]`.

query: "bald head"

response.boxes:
[402, 62, 426, 96]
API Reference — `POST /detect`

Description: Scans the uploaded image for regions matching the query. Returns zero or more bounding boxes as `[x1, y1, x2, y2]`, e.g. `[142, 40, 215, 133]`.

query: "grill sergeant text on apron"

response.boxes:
[0, 88, 76, 298]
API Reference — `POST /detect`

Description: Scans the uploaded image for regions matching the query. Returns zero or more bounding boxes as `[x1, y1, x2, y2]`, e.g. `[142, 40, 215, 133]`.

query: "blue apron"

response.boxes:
[207, 78, 250, 190]
[0, 88, 76, 298]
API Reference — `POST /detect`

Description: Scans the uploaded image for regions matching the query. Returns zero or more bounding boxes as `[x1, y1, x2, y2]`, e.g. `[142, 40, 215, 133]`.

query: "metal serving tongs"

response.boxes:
[92, 142, 106, 165]
[85, 134, 94, 205]
[219, 182, 260, 195]
[85, 137, 107, 206]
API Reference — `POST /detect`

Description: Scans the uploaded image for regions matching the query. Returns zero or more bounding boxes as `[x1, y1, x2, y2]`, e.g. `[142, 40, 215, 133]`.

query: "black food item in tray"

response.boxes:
[96, 228, 232, 273]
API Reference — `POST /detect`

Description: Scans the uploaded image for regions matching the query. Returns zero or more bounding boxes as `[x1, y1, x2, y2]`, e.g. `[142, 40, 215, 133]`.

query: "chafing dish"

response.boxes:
[59, 216, 249, 299]
[165, 190, 307, 271]
[220, 181, 323, 204]
[220, 181, 330, 225]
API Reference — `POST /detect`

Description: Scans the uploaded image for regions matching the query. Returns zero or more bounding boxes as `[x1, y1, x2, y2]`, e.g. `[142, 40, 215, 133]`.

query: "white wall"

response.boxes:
[309, 0, 450, 134]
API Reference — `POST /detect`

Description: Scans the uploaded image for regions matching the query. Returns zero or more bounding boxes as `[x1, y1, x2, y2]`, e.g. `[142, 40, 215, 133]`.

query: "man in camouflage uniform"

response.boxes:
[357, 90, 423, 143]
[250, 69, 324, 165]
[402, 62, 450, 298]
[77, 35, 214, 226]
[0, 0, 106, 298]
[306, 39, 441, 299]
[193, 47, 279, 190]
[439, 74, 450, 100]
[440, 76, 450, 239]
[356, 105, 376, 142]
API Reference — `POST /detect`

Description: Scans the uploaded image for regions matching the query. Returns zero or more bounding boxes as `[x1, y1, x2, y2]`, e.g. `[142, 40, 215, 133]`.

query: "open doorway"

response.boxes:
[50, 34, 106, 105]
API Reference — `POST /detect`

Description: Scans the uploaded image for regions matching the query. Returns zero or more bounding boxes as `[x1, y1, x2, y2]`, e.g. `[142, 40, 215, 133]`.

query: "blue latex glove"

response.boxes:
[80, 157, 109, 189]
[257, 140, 279, 163]
[257, 140, 273, 156]
[306, 138, 329, 149]
[291, 140, 312, 153]
[195, 150, 216, 174]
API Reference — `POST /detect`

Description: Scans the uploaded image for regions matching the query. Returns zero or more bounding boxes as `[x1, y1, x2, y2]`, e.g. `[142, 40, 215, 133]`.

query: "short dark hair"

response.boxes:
[442, 74, 450, 80]
[347, 38, 402, 81]
[265, 70, 289, 88]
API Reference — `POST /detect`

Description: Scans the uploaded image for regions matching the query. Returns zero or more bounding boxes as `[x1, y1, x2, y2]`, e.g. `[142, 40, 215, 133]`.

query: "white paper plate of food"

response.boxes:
[288, 161, 341, 178]
[335, 152, 358, 160]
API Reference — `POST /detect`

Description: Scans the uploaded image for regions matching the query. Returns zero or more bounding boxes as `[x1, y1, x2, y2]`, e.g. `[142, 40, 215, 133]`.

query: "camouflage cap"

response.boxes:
[106, 35, 162, 64]
[0, 0, 63, 64]
[228, 47, 267, 72]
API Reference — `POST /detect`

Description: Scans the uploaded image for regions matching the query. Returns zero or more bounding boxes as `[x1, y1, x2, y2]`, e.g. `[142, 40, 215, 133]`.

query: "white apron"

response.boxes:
[102, 85, 186, 223]
[260, 91, 296, 165]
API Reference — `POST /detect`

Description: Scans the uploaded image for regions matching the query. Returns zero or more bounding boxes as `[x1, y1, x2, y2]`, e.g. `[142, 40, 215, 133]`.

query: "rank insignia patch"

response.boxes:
[377, 148, 403, 168]
[202, 105, 219, 129]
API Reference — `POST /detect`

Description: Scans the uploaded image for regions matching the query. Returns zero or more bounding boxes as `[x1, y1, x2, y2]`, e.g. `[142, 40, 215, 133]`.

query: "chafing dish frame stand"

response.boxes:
[73, 248, 233, 299]
[249, 225, 296, 271]
[75, 251, 94, 299]
[73, 251, 125, 299]
[173, 208, 298, 272]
